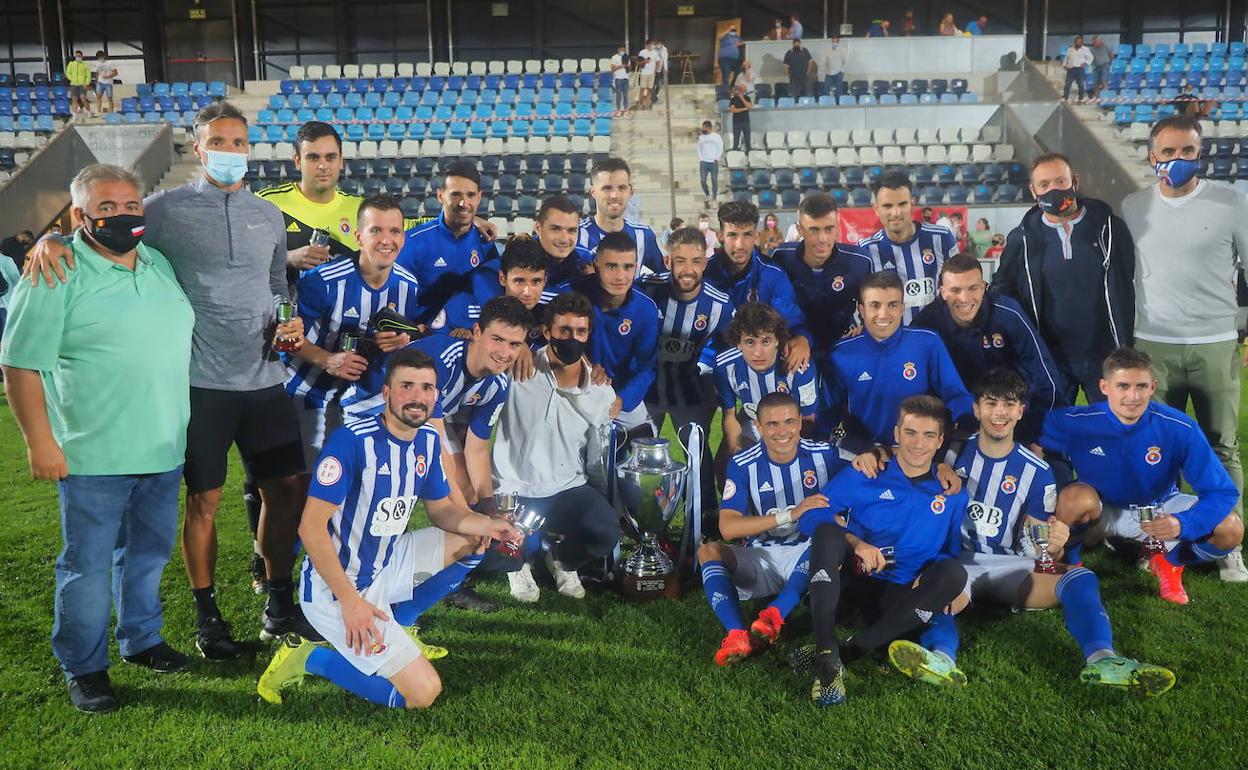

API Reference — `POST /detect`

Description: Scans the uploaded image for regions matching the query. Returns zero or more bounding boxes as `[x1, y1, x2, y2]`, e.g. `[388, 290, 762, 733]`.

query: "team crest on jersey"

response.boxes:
[1001, 475, 1017, 494]
[415, 454, 428, 476]
[921, 248, 935, 265]
[693, 314, 708, 331]
[1145, 445, 1162, 465]
[902, 361, 918, 380]
[991, 333, 1005, 348]
[776, 381, 790, 394]
[470, 249, 480, 267]
[464, 392, 483, 406]
[930, 495, 946, 514]
[980, 335, 992, 349]
[339, 217, 351, 235]
[722, 479, 736, 499]
[802, 469, 818, 489]
[831, 275, 845, 291]
[618, 318, 633, 335]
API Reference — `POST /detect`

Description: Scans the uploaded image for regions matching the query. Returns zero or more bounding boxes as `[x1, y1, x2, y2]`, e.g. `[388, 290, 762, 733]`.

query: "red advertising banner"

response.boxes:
[838, 206, 969, 250]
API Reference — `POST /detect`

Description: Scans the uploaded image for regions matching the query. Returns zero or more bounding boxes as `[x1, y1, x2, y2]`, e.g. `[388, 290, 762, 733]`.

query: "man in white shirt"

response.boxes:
[611, 45, 630, 115]
[653, 39, 670, 104]
[93, 51, 117, 114]
[492, 292, 620, 602]
[637, 41, 657, 110]
[697, 120, 725, 206]
[1062, 36, 1094, 102]
[823, 37, 847, 98]
[1120, 114, 1248, 582]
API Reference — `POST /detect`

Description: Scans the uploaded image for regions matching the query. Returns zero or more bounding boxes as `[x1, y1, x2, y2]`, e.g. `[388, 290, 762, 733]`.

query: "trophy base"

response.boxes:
[1033, 561, 1067, 575]
[621, 571, 681, 601]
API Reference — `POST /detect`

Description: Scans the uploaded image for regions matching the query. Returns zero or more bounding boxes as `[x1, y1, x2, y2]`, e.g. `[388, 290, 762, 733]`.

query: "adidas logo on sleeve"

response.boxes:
[858, 371, 873, 382]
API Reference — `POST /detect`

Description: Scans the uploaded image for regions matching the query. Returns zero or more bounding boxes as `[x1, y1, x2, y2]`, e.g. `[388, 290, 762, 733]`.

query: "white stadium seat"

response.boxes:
[562, 59, 579, 72]
[903, 145, 926, 165]
[470, 61, 487, 75]
[505, 137, 527, 154]
[881, 145, 904, 165]
[791, 148, 813, 166]
[360, 64, 378, 78]
[894, 128, 918, 146]
[420, 139, 441, 157]
[917, 127, 940, 145]
[748, 149, 770, 167]
[836, 147, 859, 165]
[462, 138, 484, 155]
[807, 129, 830, 148]
[506, 60, 524, 74]
[813, 147, 837, 166]
[769, 149, 792, 167]
[415, 63, 433, 77]
[433, 62, 451, 76]
[397, 63, 414, 77]
[725, 150, 747, 168]
[543, 59, 561, 73]
[324, 65, 342, 79]
[524, 59, 542, 73]
[306, 65, 324, 79]
[378, 140, 399, 157]
[764, 131, 786, 149]
[786, 130, 808, 149]
[926, 145, 949, 164]
[357, 141, 379, 158]
[341, 141, 358, 159]
[488, 217, 510, 237]
[937, 127, 961, 145]
[859, 146, 882, 165]
[980, 126, 1002, 144]
[512, 216, 536, 234]
[441, 138, 463, 156]
[828, 129, 851, 147]
[274, 141, 294, 158]
[252, 143, 273, 161]
[569, 136, 591, 153]
[971, 144, 993, 163]
[851, 128, 874, 147]
[451, 62, 469, 75]
[948, 145, 970, 164]
[960, 127, 981, 144]
[342, 64, 359, 78]
[288, 65, 305, 80]
[591, 135, 611, 153]
[400, 139, 422, 156]
[488, 60, 506, 75]
[992, 145, 1016, 162]
[872, 128, 894, 146]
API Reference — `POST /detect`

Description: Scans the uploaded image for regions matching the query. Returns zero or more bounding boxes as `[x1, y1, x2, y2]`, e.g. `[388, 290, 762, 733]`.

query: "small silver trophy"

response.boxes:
[614, 437, 689, 600]
[1133, 505, 1168, 557]
[309, 228, 331, 248]
[1027, 522, 1061, 574]
[491, 492, 546, 559]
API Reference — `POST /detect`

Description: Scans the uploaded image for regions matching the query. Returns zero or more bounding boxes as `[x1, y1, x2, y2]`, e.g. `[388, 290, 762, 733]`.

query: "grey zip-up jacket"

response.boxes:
[143, 177, 289, 391]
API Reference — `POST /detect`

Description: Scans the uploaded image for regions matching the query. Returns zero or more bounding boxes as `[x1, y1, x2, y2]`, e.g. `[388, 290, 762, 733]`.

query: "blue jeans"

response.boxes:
[613, 79, 629, 110]
[824, 72, 844, 97]
[53, 467, 183, 679]
[1063, 67, 1086, 99]
[699, 160, 719, 197]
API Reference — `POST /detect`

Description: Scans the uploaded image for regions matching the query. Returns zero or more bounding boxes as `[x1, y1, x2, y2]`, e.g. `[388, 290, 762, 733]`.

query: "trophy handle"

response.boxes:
[675, 421, 705, 570]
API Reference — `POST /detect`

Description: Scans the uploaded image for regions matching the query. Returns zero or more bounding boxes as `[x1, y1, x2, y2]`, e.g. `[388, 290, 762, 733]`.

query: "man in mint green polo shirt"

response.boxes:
[1, 164, 195, 714]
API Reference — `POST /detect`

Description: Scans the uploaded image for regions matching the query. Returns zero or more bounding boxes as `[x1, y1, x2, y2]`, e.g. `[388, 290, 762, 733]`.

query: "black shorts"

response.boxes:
[184, 385, 304, 494]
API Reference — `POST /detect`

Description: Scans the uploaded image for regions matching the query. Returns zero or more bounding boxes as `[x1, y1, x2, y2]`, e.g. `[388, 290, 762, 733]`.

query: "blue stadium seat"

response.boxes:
[920, 185, 944, 205]
[993, 184, 1020, 202]
[849, 187, 872, 206]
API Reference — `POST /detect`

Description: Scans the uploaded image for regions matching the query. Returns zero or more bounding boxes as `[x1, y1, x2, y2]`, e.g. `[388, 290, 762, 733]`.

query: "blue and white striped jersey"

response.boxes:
[284, 256, 422, 407]
[859, 223, 959, 325]
[303, 417, 450, 594]
[714, 348, 819, 420]
[576, 216, 666, 277]
[947, 437, 1056, 556]
[720, 439, 849, 547]
[641, 276, 734, 408]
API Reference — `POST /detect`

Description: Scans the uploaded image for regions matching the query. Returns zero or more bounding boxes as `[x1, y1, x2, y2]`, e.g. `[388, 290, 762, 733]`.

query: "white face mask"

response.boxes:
[698, 221, 709, 231]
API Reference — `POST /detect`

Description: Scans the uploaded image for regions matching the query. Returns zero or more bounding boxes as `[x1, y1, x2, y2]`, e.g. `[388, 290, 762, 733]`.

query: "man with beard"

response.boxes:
[258, 348, 519, 709]
[577, 158, 665, 277]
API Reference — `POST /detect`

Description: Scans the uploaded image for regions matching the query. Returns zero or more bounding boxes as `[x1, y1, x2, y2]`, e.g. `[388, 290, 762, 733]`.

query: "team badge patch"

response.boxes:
[930, 495, 946, 514]
[693, 313, 708, 331]
[902, 361, 917, 380]
[722, 479, 736, 499]
[991, 333, 1005, 349]
[464, 392, 482, 406]
[339, 217, 351, 235]
[802, 469, 818, 489]
[921, 248, 935, 265]
[981, 335, 992, 349]
[776, 381, 790, 393]
[415, 454, 428, 476]
[470, 249, 480, 267]
[618, 318, 633, 335]
[1001, 475, 1017, 494]
[316, 456, 342, 485]
[831, 275, 845, 291]
[1145, 445, 1162, 465]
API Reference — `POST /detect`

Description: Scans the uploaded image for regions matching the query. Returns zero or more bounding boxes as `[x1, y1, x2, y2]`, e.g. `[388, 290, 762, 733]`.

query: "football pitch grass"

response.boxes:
[2, 390, 1248, 770]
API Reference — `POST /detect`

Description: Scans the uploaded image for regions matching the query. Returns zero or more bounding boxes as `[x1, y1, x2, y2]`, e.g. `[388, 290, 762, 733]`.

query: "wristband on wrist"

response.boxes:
[774, 507, 793, 526]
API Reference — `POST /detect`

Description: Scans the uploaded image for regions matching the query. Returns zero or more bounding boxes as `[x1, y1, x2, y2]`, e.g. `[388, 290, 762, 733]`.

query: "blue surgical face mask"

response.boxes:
[203, 149, 249, 186]
[1154, 157, 1199, 188]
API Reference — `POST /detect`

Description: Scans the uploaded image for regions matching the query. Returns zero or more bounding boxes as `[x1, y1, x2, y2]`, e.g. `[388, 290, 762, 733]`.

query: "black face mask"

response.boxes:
[1036, 187, 1078, 216]
[85, 213, 145, 254]
[549, 336, 587, 365]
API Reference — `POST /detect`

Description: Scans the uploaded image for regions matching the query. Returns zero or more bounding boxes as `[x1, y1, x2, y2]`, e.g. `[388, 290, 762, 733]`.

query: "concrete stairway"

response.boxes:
[608, 83, 723, 231]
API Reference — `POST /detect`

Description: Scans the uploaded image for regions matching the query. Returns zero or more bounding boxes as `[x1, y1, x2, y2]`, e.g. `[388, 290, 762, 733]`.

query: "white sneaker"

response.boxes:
[507, 563, 540, 603]
[1218, 547, 1248, 583]
[546, 553, 586, 599]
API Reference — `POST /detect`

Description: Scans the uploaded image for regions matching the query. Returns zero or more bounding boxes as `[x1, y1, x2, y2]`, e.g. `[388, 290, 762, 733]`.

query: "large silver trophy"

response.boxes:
[605, 431, 691, 600]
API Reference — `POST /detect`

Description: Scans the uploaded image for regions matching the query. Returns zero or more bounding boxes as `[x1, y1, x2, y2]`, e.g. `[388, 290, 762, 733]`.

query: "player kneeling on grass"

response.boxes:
[794, 395, 969, 706]
[1040, 347, 1244, 606]
[924, 367, 1174, 695]
[699, 393, 850, 666]
[258, 349, 519, 708]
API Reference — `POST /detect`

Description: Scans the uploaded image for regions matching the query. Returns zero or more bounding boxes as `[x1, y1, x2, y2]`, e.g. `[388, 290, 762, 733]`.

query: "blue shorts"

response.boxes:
[95, 82, 113, 97]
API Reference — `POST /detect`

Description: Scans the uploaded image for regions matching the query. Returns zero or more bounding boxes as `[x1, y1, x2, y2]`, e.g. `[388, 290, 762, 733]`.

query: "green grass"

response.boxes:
[2, 390, 1248, 770]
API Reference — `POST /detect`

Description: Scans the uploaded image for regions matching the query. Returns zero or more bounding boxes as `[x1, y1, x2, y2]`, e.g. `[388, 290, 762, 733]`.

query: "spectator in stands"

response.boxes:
[611, 44, 630, 115]
[783, 38, 815, 100]
[991, 152, 1135, 405]
[1090, 35, 1114, 98]
[653, 38, 670, 105]
[719, 26, 743, 87]
[789, 15, 804, 40]
[1062, 36, 1094, 102]
[984, 233, 1005, 258]
[0, 230, 33, 273]
[823, 37, 846, 98]
[866, 19, 891, 37]
[1171, 83, 1214, 119]
[93, 50, 117, 114]
[938, 13, 959, 36]
[965, 15, 987, 35]
[65, 50, 91, 116]
[1121, 114, 1248, 582]
[969, 217, 994, 257]
[661, 217, 684, 251]
[729, 83, 752, 152]
[2, 163, 195, 713]
[699, 213, 720, 257]
[637, 40, 658, 110]
[698, 120, 724, 206]
[738, 60, 757, 99]
[760, 214, 784, 257]
[764, 19, 787, 41]
[901, 10, 917, 36]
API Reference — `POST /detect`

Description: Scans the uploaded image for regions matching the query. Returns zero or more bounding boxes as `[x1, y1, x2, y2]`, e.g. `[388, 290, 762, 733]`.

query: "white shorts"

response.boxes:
[613, 401, 654, 432]
[638, 72, 656, 89]
[1096, 493, 1195, 546]
[959, 551, 1035, 606]
[302, 526, 446, 677]
[296, 401, 343, 471]
[727, 542, 810, 601]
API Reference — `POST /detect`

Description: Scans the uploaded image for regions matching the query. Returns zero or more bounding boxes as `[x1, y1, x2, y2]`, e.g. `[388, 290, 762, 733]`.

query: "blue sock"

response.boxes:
[391, 553, 483, 626]
[700, 560, 745, 631]
[1064, 523, 1089, 564]
[306, 646, 406, 708]
[1055, 567, 1115, 659]
[522, 533, 543, 560]
[1165, 540, 1233, 567]
[918, 613, 960, 662]
[768, 547, 811, 618]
